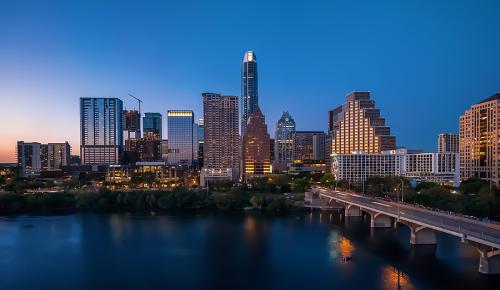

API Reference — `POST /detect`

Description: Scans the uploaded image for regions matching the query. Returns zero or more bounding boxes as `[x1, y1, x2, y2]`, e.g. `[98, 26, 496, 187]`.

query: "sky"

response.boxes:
[0, 0, 499, 162]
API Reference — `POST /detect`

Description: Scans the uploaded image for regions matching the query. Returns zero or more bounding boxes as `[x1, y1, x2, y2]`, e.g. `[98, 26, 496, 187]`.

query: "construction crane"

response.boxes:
[128, 93, 143, 115]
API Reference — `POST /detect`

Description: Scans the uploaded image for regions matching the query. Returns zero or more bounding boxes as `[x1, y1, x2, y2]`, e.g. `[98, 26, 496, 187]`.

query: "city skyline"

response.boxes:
[1, 0, 500, 162]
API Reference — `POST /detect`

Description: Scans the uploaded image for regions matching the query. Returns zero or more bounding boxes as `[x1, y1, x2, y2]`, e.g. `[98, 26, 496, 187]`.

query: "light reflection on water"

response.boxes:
[381, 266, 415, 290]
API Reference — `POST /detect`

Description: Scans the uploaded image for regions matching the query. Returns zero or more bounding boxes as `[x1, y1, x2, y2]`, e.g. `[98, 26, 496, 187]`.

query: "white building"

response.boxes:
[331, 149, 460, 187]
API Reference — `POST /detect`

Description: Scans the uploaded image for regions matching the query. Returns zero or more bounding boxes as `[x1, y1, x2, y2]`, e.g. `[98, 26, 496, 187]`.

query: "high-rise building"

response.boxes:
[241, 51, 258, 135]
[143, 112, 162, 140]
[293, 131, 327, 162]
[270, 138, 275, 163]
[123, 109, 141, 140]
[459, 93, 499, 185]
[197, 118, 204, 167]
[16, 141, 42, 177]
[243, 106, 271, 177]
[274, 111, 296, 169]
[201, 93, 240, 183]
[47, 142, 71, 170]
[328, 92, 396, 154]
[40, 144, 48, 170]
[437, 133, 459, 153]
[161, 139, 168, 161]
[125, 137, 161, 162]
[80, 97, 123, 165]
[167, 110, 196, 165]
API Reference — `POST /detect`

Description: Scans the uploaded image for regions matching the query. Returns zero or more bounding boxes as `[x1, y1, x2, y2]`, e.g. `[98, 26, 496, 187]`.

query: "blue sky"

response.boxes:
[0, 0, 499, 161]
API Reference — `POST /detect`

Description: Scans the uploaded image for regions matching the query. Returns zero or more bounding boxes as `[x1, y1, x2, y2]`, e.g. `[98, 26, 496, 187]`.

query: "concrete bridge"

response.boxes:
[312, 186, 500, 275]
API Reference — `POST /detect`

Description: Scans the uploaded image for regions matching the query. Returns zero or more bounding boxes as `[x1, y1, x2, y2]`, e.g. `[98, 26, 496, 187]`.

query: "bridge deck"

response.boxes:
[315, 187, 500, 249]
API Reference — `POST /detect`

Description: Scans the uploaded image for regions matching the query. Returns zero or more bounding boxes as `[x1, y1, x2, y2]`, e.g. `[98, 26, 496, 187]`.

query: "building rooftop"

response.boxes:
[478, 92, 500, 104]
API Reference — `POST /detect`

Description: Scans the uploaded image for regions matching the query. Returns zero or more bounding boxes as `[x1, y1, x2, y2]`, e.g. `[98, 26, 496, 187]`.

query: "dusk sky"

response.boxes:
[1, 0, 499, 162]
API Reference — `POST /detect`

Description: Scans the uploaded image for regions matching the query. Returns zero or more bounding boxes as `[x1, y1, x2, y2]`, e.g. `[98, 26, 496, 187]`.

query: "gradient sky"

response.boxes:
[1, 0, 499, 162]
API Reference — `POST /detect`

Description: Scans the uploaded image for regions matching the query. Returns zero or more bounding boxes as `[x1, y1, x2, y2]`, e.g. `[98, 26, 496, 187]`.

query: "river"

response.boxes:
[0, 212, 498, 290]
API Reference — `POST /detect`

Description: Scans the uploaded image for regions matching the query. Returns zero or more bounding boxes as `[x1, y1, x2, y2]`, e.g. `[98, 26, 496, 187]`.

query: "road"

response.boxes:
[315, 187, 500, 249]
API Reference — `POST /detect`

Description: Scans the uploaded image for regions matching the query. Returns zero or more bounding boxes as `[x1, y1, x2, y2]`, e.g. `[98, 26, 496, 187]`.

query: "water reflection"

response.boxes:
[381, 266, 414, 290]
[328, 231, 355, 262]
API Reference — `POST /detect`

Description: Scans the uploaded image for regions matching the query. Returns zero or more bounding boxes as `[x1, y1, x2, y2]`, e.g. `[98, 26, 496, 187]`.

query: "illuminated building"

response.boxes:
[438, 133, 459, 153]
[201, 93, 240, 184]
[47, 142, 71, 170]
[274, 111, 296, 171]
[80, 97, 123, 165]
[105, 162, 182, 189]
[161, 139, 168, 161]
[167, 110, 196, 165]
[241, 51, 258, 135]
[459, 93, 500, 185]
[16, 141, 41, 177]
[243, 106, 271, 177]
[124, 137, 161, 162]
[293, 131, 326, 162]
[328, 92, 396, 154]
[197, 118, 204, 167]
[331, 149, 460, 187]
[123, 109, 141, 140]
[143, 112, 162, 140]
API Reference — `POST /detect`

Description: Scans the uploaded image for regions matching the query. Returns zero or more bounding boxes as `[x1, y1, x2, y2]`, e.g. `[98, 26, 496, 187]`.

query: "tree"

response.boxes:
[320, 173, 334, 186]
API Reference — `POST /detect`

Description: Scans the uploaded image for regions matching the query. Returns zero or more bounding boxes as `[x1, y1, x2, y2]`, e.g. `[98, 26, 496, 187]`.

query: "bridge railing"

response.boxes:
[313, 186, 500, 227]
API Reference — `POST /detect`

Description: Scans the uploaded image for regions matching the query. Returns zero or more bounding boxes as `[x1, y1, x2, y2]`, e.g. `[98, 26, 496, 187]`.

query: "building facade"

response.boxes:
[274, 111, 296, 170]
[331, 149, 460, 187]
[438, 133, 459, 153]
[243, 107, 271, 177]
[167, 110, 196, 165]
[123, 109, 141, 140]
[201, 93, 240, 183]
[143, 112, 162, 140]
[293, 131, 326, 162]
[47, 142, 71, 170]
[80, 97, 123, 165]
[328, 92, 396, 155]
[459, 93, 499, 185]
[241, 51, 258, 135]
[16, 141, 42, 177]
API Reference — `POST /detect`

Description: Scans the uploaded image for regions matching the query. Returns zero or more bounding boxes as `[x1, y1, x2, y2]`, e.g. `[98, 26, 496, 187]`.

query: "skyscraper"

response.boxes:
[274, 111, 296, 169]
[197, 118, 204, 167]
[16, 141, 41, 177]
[438, 133, 459, 153]
[293, 131, 327, 162]
[459, 93, 499, 185]
[123, 109, 141, 140]
[143, 112, 162, 140]
[201, 93, 240, 183]
[167, 110, 196, 165]
[80, 97, 123, 165]
[241, 51, 258, 135]
[328, 92, 396, 154]
[47, 142, 71, 170]
[243, 106, 271, 177]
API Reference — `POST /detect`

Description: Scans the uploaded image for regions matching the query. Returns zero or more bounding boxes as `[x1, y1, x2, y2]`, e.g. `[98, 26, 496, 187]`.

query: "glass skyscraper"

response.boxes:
[241, 51, 258, 135]
[143, 112, 162, 139]
[80, 97, 123, 165]
[275, 111, 296, 167]
[167, 110, 196, 165]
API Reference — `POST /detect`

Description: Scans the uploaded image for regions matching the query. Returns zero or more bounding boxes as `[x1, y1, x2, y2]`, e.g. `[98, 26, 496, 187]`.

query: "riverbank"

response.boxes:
[0, 189, 304, 215]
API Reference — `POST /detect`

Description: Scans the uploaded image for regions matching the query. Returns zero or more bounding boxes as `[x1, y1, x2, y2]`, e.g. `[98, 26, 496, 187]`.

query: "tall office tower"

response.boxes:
[47, 142, 71, 170]
[80, 97, 123, 165]
[40, 144, 48, 170]
[438, 133, 459, 153]
[143, 112, 162, 140]
[328, 91, 396, 154]
[167, 110, 196, 165]
[16, 141, 41, 177]
[197, 118, 205, 167]
[125, 138, 161, 162]
[243, 107, 271, 177]
[123, 109, 141, 140]
[161, 140, 168, 161]
[293, 131, 327, 162]
[201, 93, 240, 183]
[241, 51, 258, 135]
[459, 93, 499, 185]
[274, 111, 296, 169]
[270, 138, 275, 163]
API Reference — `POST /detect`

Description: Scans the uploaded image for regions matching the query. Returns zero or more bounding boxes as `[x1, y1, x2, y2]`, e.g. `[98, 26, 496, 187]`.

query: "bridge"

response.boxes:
[311, 186, 500, 275]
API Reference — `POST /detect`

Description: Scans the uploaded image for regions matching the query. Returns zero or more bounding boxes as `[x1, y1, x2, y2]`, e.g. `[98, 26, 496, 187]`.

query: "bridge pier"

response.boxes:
[407, 224, 437, 245]
[473, 244, 500, 274]
[345, 204, 361, 217]
[370, 213, 392, 228]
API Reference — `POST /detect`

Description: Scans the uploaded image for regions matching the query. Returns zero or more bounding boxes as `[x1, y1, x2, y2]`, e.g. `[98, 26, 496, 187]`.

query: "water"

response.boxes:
[0, 212, 498, 290]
